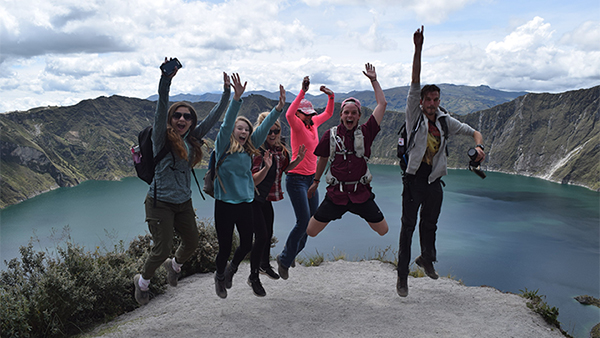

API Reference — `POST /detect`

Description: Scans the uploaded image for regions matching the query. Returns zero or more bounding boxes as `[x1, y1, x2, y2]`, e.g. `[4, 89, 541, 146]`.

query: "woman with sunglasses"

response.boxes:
[133, 58, 231, 306]
[244, 114, 306, 283]
[213, 76, 287, 298]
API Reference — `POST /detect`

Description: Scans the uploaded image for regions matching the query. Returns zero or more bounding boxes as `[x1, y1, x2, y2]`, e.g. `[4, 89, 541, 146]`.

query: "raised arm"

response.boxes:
[411, 25, 424, 84]
[152, 57, 178, 153]
[193, 72, 231, 139]
[312, 85, 335, 126]
[363, 63, 387, 125]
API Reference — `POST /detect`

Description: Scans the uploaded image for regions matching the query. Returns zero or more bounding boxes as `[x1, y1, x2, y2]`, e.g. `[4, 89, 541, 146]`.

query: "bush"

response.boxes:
[0, 218, 223, 338]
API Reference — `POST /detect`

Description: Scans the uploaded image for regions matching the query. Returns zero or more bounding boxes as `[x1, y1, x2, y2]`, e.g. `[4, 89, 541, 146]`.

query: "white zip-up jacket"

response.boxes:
[405, 82, 476, 183]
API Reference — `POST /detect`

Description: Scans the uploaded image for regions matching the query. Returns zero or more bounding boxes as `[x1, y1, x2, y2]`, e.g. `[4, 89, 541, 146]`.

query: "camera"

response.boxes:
[467, 148, 486, 179]
[160, 58, 182, 76]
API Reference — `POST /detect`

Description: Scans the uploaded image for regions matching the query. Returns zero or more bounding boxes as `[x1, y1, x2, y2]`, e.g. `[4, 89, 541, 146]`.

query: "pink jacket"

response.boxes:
[286, 90, 335, 175]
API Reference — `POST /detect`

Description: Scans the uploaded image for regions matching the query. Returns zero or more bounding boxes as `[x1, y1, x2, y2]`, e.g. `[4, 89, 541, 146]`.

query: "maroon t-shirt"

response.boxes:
[314, 115, 381, 205]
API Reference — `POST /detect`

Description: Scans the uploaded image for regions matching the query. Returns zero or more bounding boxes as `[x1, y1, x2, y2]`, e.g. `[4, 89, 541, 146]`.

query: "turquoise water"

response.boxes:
[1, 165, 598, 337]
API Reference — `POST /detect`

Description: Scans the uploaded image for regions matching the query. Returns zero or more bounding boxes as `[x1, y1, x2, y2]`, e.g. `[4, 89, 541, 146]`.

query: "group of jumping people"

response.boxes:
[133, 25, 486, 304]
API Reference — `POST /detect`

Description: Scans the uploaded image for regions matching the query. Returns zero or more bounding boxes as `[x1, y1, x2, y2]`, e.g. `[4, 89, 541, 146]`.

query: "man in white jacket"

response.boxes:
[397, 26, 486, 297]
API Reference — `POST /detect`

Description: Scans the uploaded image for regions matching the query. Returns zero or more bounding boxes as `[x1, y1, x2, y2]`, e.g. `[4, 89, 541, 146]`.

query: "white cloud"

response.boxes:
[559, 21, 600, 52]
[0, 0, 598, 113]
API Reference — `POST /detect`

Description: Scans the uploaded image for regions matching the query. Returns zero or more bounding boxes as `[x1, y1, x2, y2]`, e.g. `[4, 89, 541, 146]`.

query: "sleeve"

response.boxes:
[286, 90, 305, 130]
[252, 107, 283, 146]
[192, 86, 231, 139]
[313, 129, 331, 158]
[215, 98, 242, 159]
[252, 154, 264, 174]
[312, 94, 335, 127]
[405, 82, 421, 138]
[152, 75, 172, 154]
[447, 115, 476, 137]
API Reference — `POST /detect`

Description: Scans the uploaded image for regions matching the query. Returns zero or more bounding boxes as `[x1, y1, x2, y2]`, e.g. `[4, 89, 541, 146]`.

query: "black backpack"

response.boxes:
[131, 126, 205, 203]
[397, 112, 448, 173]
[133, 126, 170, 185]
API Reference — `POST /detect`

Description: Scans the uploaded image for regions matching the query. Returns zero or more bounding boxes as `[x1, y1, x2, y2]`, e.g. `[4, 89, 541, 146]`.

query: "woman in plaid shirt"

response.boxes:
[251, 112, 306, 282]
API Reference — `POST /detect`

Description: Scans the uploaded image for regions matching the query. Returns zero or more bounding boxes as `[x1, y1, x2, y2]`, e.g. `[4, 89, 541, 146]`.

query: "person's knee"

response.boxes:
[370, 219, 388, 236]
[306, 217, 324, 237]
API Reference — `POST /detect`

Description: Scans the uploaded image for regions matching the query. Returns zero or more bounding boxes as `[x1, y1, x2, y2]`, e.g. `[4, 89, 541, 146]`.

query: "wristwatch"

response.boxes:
[476, 144, 485, 151]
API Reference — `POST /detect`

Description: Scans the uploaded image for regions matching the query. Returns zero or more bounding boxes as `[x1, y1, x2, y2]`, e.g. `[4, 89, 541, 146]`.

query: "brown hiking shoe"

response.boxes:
[133, 274, 150, 305]
[415, 255, 439, 280]
[163, 258, 180, 287]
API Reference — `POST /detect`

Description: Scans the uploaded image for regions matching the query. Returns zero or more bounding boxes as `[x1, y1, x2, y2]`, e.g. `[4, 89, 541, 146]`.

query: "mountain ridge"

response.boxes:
[1, 85, 597, 208]
[147, 84, 528, 116]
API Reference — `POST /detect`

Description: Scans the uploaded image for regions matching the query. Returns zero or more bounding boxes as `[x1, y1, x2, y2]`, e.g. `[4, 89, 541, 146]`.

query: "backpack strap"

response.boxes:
[214, 150, 229, 194]
[325, 126, 372, 191]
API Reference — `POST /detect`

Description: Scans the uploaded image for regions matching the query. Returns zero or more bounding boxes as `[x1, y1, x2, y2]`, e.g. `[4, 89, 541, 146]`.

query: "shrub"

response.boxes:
[0, 217, 223, 338]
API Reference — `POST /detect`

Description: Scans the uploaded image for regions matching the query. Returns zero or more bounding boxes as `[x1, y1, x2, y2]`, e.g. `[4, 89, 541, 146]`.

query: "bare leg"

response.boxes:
[307, 217, 330, 237]
[368, 219, 388, 236]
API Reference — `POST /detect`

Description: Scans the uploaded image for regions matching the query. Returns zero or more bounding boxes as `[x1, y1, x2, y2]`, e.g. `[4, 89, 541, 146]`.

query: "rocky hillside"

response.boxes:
[1, 86, 597, 208]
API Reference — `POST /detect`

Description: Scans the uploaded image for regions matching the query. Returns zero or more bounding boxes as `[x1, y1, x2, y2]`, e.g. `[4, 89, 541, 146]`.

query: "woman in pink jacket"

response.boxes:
[276, 76, 334, 280]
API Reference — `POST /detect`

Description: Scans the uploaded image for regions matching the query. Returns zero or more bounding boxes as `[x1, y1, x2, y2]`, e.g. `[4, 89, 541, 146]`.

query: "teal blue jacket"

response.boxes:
[214, 99, 283, 203]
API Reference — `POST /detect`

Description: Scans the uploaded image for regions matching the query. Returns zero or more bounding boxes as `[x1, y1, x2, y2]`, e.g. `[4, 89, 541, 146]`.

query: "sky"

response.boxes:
[1, 0, 599, 113]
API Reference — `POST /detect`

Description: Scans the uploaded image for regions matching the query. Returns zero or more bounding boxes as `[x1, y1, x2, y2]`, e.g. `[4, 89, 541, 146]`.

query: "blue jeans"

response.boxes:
[279, 173, 319, 268]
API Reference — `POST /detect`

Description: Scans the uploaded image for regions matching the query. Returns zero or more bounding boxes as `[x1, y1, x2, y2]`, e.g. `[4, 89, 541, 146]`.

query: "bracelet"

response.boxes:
[476, 144, 485, 151]
[314, 179, 320, 183]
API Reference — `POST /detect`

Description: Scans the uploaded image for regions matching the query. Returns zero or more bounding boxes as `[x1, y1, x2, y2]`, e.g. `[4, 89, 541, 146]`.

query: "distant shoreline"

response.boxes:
[3, 164, 597, 210]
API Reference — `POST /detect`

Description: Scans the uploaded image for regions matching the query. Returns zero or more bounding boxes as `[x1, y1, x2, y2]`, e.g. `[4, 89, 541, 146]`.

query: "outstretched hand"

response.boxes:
[414, 25, 424, 48]
[362, 63, 377, 82]
[302, 76, 310, 93]
[275, 84, 286, 111]
[231, 73, 247, 101]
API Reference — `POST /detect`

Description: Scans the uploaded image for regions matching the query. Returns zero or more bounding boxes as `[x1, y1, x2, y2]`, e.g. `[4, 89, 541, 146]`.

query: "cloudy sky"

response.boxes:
[1, 0, 598, 113]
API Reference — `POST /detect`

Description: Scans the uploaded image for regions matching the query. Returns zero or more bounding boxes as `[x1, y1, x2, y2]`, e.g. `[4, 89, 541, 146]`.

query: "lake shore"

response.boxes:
[83, 260, 565, 338]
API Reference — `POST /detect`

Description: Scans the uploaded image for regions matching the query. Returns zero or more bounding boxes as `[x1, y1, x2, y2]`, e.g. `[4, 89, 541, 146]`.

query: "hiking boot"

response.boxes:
[259, 265, 280, 280]
[396, 276, 408, 297]
[133, 274, 150, 305]
[163, 258, 180, 287]
[214, 273, 227, 299]
[276, 254, 289, 280]
[415, 255, 439, 280]
[247, 275, 267, 297]
[224, 262, 238, 289]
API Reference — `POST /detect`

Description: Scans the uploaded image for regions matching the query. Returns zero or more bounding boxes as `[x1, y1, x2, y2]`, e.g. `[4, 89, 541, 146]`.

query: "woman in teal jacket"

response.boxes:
[213, 73, 286, 299]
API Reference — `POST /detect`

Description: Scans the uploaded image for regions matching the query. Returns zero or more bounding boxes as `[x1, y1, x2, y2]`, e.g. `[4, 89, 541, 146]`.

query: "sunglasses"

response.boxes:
[172, 112, 193, 121]
[268, 129, 281, 135]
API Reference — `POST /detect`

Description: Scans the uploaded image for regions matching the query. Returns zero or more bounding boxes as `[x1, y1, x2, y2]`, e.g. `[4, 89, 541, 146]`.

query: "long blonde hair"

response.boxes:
[255, 112, 290, 158]
[228, 116, 260, 156]
[166, 102, 203, 167]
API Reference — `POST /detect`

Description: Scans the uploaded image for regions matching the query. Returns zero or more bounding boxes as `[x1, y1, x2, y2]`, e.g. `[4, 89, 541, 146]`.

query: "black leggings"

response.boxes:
[253, 200, 274, 267]
[214, 200, 255, 275]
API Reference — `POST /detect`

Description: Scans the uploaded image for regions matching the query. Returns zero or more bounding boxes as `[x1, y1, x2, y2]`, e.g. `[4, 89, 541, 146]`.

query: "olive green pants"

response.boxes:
[141, 196, 199, 280]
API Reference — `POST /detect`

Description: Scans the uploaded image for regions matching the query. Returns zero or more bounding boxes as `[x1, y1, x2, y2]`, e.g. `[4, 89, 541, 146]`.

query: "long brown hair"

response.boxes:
[166, 102, 204, 167]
